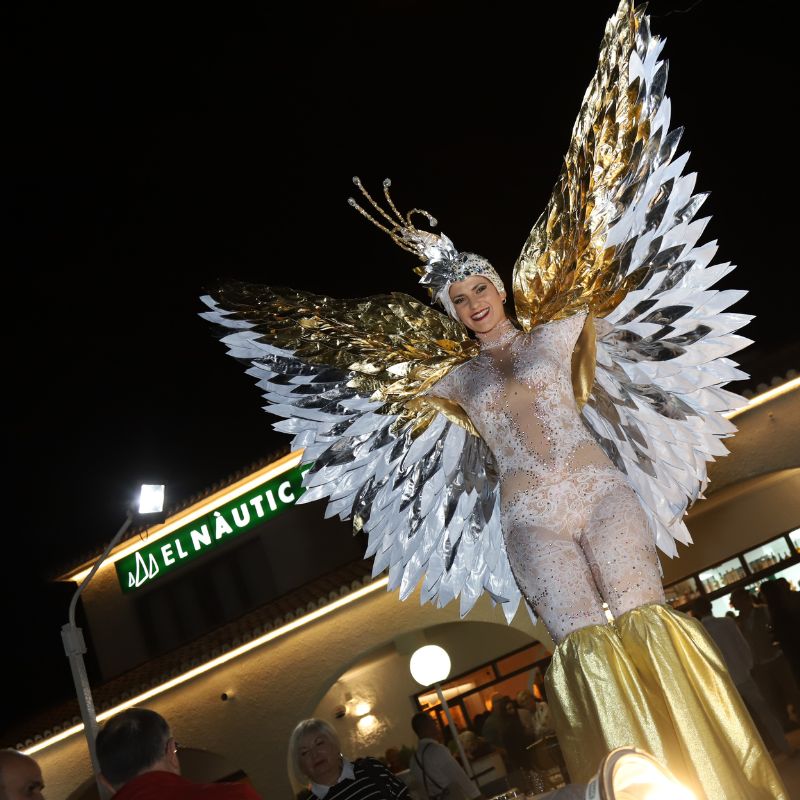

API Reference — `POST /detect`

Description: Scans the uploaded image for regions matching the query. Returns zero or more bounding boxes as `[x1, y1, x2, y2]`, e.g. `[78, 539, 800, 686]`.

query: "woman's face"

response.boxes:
[298, 731, 340, 785]
[448, 275, 506, 333]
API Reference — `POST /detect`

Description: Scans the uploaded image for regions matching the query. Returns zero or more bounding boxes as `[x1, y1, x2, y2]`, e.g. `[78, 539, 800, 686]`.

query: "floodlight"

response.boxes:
[138, 483, 165, 514]
[586, 747, 696, 800]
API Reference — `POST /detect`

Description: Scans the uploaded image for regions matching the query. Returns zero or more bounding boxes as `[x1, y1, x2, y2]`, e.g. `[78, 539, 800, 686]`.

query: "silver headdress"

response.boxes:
[348, 177, 505, 318]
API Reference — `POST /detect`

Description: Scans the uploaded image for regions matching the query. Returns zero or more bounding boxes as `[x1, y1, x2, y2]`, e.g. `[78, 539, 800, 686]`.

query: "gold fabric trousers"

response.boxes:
[545, 603, 787, 800]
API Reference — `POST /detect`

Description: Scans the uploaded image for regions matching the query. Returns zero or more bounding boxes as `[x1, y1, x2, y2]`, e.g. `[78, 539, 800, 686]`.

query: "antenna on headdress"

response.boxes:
[348, 177, 439, 259]
[347, 176, 504, 317]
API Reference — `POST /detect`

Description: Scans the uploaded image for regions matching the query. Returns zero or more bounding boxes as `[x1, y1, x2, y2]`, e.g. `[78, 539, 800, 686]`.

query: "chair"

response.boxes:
[526, 734, 568, 790]
[469, 750, 510, 797]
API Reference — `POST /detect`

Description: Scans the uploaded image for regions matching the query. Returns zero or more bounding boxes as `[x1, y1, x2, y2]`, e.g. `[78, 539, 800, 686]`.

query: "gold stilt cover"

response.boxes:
[546, 604, 788, 800]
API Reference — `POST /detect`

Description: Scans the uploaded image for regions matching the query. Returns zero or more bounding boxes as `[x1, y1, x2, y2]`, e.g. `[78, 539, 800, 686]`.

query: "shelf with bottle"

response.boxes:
[663, 527, 800, 611]
[743, 536, 792, 574]
[664, 576, 700, 609]
[698, 556, 747, 593]
[741, 561, 800, 595]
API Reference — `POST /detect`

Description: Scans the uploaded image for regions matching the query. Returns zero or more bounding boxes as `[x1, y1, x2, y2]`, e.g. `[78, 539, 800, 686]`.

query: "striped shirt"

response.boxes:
[311, 758, 409, 800]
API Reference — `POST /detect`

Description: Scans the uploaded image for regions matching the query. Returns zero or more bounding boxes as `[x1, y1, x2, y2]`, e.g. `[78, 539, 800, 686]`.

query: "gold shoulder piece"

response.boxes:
[571, 315, 597, 410]
[405, 396, 480, 438]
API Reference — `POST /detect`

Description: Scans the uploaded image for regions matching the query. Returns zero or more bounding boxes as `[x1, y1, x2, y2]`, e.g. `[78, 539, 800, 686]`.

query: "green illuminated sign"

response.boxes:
[116, 464, 311, 593]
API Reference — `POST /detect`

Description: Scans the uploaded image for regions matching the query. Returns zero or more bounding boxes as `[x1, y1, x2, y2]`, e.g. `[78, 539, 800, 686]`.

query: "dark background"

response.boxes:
[4, 1, 797, 737]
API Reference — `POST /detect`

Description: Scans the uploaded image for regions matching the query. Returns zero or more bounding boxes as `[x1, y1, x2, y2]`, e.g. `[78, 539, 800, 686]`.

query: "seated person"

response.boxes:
[289, 718, 408, 800]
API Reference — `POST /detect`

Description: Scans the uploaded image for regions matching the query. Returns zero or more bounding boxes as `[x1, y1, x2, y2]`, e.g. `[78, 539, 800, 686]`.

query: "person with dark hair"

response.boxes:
[471, 711, 490, 737]
[759, 578, 800, 682]
[693, 597, 795, 758]
[410, 713, 483, 800]
[731, 586, 800, 729]
[496, 698, 537, 793]
[96, 708, 261, 798]
[497, 699, 532, 773]
[477, 694, 505, 750]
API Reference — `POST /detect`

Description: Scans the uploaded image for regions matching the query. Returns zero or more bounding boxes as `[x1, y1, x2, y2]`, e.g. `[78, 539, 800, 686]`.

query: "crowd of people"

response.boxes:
[290, 697, 558, 800]
[691, 578, 800, 761]
[4, 582, 796, 800]
[286, 580, 800, 799]
[0, 709, 262, 800]
[0, 689, 552, 800]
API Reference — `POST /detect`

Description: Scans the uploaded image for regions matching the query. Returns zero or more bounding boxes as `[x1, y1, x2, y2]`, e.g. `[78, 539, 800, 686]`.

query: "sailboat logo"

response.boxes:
[128, 551, 160, 588]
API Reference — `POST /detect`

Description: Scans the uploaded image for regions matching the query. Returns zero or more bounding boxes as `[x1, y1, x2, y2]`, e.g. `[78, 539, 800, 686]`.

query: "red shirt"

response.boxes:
[114, 771, 262, 799]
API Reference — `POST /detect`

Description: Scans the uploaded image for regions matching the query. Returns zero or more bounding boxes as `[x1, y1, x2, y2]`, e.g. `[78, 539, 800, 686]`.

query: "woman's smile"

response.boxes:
[449, 274, 507, 334]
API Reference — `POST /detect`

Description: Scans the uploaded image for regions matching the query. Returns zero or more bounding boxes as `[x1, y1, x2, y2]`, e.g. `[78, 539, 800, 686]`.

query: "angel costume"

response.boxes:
[201, 3, 787, 798]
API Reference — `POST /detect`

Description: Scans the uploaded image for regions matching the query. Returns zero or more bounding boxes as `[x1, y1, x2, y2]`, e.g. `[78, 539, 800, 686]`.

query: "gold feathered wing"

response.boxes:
[200, 284, 522, 620]
[513, 0, 751, 556]
[513, 0, 647, 329]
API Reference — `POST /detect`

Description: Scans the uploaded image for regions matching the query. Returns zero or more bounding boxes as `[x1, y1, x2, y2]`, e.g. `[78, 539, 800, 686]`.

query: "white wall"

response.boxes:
[662, 468, 799, 582]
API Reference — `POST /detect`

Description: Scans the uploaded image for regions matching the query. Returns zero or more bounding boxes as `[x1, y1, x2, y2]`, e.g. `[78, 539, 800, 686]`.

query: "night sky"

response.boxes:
[5, 2, 797, 737]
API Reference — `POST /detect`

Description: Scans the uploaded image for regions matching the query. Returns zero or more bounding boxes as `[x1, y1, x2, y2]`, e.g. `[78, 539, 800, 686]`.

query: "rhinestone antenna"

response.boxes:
[348, 177, 440, 259]
[347, 176, 504, 316]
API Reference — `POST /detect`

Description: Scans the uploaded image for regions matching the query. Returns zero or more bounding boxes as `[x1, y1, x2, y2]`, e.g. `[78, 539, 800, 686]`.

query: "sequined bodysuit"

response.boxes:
[430, 314, 665, 642]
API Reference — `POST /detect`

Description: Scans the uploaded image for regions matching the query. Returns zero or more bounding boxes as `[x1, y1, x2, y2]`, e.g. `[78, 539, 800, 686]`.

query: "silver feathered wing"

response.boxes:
[512, 0, 751, 557]
[200, 286, 522, 621]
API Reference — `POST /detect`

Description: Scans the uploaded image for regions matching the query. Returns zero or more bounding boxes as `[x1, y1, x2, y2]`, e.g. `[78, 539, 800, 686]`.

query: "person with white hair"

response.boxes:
[289, 718, 408, 800]
[516, 690, 552, 738]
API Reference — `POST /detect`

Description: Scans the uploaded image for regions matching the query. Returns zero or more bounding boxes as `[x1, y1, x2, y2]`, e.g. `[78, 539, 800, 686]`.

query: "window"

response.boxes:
[743, 538, 792, 574]
[698, 557, 747, 593]
[412, 643, 551, 732]
[664, 527, 800, 612]
[664, 576, 699, 608]
[496, 643, 550, 676]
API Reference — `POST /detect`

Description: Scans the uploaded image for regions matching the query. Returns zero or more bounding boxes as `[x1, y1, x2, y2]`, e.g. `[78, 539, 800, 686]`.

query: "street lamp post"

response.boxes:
[409, 645, 477, 789]
[62, 485, 165, 797]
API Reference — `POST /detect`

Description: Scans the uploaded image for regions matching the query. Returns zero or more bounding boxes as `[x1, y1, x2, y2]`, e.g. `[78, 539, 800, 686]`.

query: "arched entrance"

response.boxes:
[291, 619, 546, 792]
